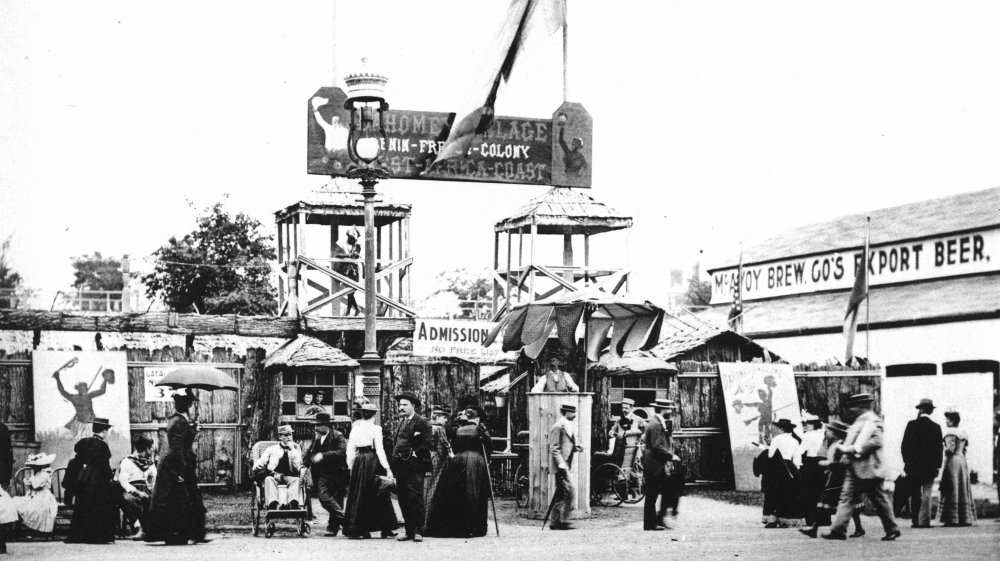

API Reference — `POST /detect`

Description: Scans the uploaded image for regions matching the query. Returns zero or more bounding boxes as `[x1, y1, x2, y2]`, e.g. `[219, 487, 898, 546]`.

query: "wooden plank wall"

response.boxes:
[379, 359, 480, 434]
[526, 392, 592, 520]
[0, 346, 271, 487]
[675, 361, 731, 485]
[794, 371, 883, 419]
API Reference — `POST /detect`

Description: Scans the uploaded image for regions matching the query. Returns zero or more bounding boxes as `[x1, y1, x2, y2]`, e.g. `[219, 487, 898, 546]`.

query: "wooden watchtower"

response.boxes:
[492, 187, 634, 319]
[275, 181, 415, 323]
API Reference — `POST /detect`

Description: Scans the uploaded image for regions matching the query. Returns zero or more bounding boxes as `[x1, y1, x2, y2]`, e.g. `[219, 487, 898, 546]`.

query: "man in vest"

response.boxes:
[253, 425, 303, 510]
[531, 355, 580, 392]
[549, 403, 584, 530]
[391, 393, 432, 543]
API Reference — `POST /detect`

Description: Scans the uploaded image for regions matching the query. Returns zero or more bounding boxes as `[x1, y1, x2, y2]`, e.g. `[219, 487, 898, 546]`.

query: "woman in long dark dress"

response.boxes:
[759, 418, 803, 528]
[65, 418, 120, 544]
[343, 403, 397, 538]
[146, 389, 207, 545]
[426, 406, 492, 538]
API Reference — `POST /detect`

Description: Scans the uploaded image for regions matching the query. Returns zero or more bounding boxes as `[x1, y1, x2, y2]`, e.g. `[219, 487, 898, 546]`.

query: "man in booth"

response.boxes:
[531, 354, 580, 393]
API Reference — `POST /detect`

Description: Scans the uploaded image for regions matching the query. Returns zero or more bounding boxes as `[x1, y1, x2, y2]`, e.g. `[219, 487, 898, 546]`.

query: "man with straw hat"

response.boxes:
[254, 425, 304, 511]
[822, 393, 900, 541]
[643, 399, 679, 530]
[548, 403, 584, 530]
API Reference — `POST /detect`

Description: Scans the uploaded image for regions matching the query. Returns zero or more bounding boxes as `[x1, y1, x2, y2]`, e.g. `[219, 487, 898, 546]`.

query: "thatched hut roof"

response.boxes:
[646, 315, 779, 363]
[274, 180, 412, 227]
[494, 187, 633, 235]
[264, 335, 358, 370]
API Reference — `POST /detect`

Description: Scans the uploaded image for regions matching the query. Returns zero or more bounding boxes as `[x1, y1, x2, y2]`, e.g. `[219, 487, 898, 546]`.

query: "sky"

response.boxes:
[2, 1, 999, 309]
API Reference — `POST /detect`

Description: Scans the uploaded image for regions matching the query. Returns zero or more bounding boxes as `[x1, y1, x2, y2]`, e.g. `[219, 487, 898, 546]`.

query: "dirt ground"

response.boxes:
[15, 494, 1000, 561]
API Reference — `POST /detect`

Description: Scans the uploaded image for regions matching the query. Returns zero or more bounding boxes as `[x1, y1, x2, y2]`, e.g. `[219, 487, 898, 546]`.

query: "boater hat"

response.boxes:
[801, 411, 822, 425]
[824, 420, 850, 435]
[915, 398, 935, 411]
[652, 399, 675, 411]
[772, 418, 797, 432]
[277, 425, 294, 435]
[359, 402, 379, 413]
[560, 403, 577, 413]
[621, 398, 636, 406]
[843, 392, 875, 407]
[92, 417, 113, 430]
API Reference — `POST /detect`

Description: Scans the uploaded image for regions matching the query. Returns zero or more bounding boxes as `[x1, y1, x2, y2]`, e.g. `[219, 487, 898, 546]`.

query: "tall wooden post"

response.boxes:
[563, 234, 574, 284]
[529, 220, 538, 302]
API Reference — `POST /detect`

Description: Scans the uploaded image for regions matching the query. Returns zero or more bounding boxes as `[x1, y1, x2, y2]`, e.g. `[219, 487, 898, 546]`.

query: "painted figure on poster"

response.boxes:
[731, 375, 779, 445]
[52, 358, 116, 435]
[311, 96, 349, 157]
[556, 117, 587, 177]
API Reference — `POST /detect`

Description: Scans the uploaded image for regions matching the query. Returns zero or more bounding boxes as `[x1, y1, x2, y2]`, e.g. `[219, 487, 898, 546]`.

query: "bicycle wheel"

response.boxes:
[622, 469, 644, 504]
[592, 463, 626, 507]
[514, 464, 528, 508]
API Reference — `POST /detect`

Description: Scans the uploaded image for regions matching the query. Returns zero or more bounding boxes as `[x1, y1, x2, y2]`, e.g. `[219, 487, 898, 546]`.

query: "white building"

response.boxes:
[700, 186, 999, 483]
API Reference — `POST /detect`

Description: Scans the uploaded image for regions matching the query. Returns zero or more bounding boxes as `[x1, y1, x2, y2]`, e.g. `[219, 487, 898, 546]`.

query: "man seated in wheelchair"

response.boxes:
[253, 425, 303, 511]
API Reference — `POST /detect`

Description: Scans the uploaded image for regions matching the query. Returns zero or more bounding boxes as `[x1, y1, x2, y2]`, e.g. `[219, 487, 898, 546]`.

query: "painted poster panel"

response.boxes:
[718, 362, 802, 491]
[412, 318, 503, 361]
[708, 227, 1000, 304]
[32, 351, 131, 469]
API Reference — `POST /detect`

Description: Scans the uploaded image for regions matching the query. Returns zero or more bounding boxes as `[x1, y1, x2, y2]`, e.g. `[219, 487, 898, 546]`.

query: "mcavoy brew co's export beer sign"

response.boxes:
[709, 228, 999, 304]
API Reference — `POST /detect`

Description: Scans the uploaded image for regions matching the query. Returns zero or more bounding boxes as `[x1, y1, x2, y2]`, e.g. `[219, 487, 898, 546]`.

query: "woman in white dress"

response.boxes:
[343, 403, 398, 538]
[13, 453, 59, 534]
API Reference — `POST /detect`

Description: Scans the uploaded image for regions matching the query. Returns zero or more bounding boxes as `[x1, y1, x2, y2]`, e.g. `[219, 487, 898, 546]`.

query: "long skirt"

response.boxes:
[343, 449, 397, 537]
[939, 453, 976, 525]
[799, 457, 825, 525]
[423, 452, 447, 529]
[146, 469, 206, 543]
[426, 450, 489, 538]
[13, 490, 58, 533]
[761, 458, 803, 525]
[65, 465, 120, 544]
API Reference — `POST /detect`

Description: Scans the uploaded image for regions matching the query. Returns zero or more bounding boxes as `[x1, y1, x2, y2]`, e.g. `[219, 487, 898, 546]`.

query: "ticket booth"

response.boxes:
[526, 391, 593, 519]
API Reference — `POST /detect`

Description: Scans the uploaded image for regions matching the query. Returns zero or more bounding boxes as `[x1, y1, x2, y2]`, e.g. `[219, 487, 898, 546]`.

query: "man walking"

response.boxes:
[901, 398, 943, 528]
[391, 393, 432, 542]
[549, 403, 583, 530]
[822, 393, 901, 541]
[642, 399, 677, 530]
[304, 412, 348, 536]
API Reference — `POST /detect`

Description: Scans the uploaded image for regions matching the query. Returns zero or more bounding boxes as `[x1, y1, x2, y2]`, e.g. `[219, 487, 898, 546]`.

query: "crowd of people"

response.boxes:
[0, 374, 986, 551]
[751, 392, 978, 542]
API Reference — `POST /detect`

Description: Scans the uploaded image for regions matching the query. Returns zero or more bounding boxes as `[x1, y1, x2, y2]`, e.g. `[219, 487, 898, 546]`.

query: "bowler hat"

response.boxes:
[772, 418, 797, 432]
[313, 411, 333, 425]
[915, 398, 935, 411]
[560, 403, 576, 413]
[92, 417, 113, 430]
[394, 392, 420, 408]
[843, 392, 874, 407]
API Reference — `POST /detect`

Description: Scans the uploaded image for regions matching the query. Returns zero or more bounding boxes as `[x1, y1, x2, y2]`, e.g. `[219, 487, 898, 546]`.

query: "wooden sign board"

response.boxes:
[307, 87, 591, 187]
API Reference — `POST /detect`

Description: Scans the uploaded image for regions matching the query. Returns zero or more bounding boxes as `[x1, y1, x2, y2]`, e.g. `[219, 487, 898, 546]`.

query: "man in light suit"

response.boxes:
[303, 412, 348, 536]
[253, 425, 303, 510]
[642, 399, 677, 530]
[822, 393, 901, 541]
[901, 398, 943, 528]
[549, 403, 584, 530]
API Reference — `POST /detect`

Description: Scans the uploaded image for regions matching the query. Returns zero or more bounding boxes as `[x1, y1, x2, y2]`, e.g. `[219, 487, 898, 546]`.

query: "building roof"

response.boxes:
[710, 186, 1000, 270]
[274, 180, 412, 226]
[264, 335, 358, 370]
[589, 351, 678, 376]
[494, 187, 633, 235]
[645, 317, 777, 362]
[698, 274, 1000, 337]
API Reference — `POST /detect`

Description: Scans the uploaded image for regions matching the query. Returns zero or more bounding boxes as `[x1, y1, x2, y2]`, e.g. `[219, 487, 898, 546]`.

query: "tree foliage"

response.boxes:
[0, 235, 34, 308]
[425, 267, 493, 319]
[71, 252, 123, 291]
[683, 262, 713, 308]
[143, 202, 277, 315]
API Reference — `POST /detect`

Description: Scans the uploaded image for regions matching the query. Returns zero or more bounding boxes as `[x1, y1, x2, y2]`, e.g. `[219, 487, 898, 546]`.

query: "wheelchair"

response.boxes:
[590, 443, 644, 507]
[250, 441, 311, 538]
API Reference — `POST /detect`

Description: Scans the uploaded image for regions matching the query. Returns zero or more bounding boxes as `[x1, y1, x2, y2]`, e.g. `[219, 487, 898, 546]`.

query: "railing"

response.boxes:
[51, 290, 124, 313]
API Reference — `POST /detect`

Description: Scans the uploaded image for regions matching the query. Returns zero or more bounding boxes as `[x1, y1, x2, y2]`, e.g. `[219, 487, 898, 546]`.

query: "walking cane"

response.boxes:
[540, 477, 563, 530]
[481, 442, 500, 537]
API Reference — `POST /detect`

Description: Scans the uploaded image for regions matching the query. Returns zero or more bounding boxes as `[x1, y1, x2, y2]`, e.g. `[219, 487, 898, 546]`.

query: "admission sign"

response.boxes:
[412, 318, 503, 361]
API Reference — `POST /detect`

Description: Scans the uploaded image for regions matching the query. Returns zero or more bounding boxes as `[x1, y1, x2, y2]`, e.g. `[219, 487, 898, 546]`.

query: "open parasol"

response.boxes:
[484, 288, 665, 386]
[155, 365, 238, 391]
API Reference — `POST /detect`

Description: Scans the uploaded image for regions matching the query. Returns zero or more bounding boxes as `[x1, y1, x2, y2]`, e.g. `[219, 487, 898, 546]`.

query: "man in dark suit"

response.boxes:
[303, 412, 349, 536]
[642, 399, 677, 531]
[901, 398, 943, 528]
[391, 393, 432, 542]
[0, 421, 12, 489]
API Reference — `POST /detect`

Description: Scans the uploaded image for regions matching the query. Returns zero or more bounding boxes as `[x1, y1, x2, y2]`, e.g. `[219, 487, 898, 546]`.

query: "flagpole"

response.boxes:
[864, 217, 871, 362]
[562, 0, 569, 102]
[331, 0, 337, 85]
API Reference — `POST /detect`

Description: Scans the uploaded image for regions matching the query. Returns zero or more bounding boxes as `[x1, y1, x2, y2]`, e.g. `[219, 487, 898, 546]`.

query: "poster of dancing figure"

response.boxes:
[718, 362, 801, 492]
[32, 351, 131, 470]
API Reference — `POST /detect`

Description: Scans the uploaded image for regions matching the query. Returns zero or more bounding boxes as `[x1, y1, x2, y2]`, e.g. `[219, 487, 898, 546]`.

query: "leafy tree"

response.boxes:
[71, 252, 123, 291]
[143, 202, 277, 315]
[429, 267, 492, 319]
[683, 262, 712, 308]
[0, 235, 35, 308]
